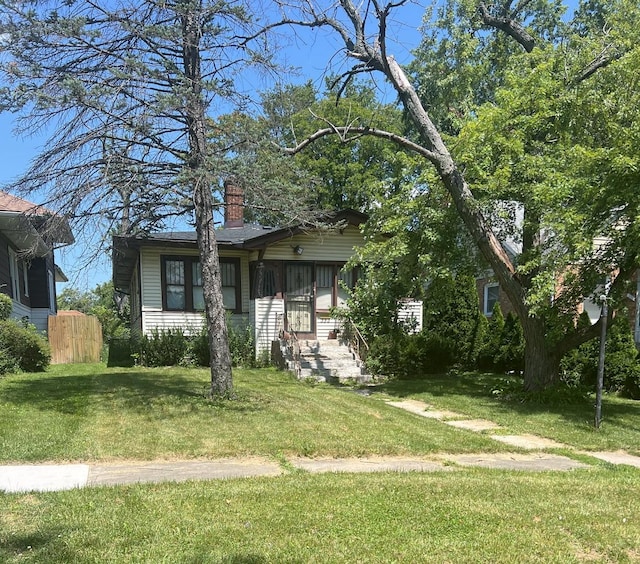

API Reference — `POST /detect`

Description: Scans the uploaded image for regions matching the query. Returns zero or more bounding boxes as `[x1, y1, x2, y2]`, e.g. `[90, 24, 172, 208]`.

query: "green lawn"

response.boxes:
[2, 469, 639, 562]
[1, 364, 639, 563]
[378, 372, 640, 454]
[0, 364, 504, 463]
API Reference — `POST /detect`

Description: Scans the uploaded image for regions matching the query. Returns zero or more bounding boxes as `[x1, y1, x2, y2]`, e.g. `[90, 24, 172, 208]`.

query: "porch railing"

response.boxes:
[341, 317, 369, 365]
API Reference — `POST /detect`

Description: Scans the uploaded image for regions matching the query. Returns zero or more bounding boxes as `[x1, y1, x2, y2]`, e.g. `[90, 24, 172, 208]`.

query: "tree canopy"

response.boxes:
[272, 0, 640, 391]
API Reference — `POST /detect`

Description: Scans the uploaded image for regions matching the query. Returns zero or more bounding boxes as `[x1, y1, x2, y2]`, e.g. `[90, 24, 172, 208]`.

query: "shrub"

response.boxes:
[423, 274, 486, 369]
[477, 303, 505, 370]
[138, 328, 188, 367]
[133, 323, 258, 368]
[367, 331, 456, 379]
[0, 319, 51, 373]
[0, 292, 12, 321]
[367, 332, 405, 378]
[227, 323, 256, 368]
[493, 312, 525, 373]
[561, 311, 640, 399]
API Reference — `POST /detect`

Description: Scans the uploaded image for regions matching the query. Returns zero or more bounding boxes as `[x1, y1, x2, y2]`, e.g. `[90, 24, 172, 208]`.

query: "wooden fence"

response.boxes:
[48, 314, 103, 364]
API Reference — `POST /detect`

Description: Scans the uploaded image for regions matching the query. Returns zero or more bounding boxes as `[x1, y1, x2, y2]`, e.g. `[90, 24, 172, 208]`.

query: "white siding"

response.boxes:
[260, 225, 363, 262]
[138, 246, 250, 336]
[9, 303, 49, 333]
[251, 298, 284, 354]
[30, 309, 51, 333]
[398, 300, 423, 333]
[316, 313, 341, 340]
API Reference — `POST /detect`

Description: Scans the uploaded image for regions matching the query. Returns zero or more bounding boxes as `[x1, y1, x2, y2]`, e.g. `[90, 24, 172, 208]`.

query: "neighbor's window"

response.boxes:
[8, 248, 20, 300]
[484, 283, 499, 316]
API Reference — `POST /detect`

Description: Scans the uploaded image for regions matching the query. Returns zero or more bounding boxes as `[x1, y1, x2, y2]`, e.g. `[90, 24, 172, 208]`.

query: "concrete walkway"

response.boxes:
[2, 396, 639, 494]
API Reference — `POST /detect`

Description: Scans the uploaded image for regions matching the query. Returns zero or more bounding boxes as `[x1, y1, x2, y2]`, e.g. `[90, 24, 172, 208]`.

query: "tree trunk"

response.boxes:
[194, 184, 234, 397]
[522, 318, 561, 391]
[182, 6, 233, 397]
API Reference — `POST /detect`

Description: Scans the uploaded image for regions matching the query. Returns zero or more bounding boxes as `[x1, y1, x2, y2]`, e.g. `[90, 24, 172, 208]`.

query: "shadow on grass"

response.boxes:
[0, 529, 72, 561]
[375, 372, 640, 430]
[0, 368, 265, 415]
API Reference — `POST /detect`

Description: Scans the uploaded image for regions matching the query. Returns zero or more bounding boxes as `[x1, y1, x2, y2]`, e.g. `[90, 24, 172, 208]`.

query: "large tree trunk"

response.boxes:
[193, 184, 234, 397]
[182, 6, 233, 397]
[522, 318, 561, 391]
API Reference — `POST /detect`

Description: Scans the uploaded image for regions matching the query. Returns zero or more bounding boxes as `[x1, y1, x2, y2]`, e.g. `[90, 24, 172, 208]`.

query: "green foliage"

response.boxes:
[423, 274, 486, 368]
[137, 328, 189, 367]
[477, 303, 505, 369]
[133, 322, 259, 369]
[59, 282, 130, 343]
[0, 293, 13, 321]
[0, 319, 50, 373]
[561, 312, 640, 399]
[493, 313, 526, 373]
[227, 323, 258, 368]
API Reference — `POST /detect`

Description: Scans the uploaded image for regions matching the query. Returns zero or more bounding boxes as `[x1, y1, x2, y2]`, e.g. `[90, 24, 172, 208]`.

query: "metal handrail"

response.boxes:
[342, 317, 369, 365]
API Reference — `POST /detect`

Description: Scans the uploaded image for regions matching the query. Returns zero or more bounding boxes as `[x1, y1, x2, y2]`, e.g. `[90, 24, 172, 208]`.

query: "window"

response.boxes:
[162, 256, 240, 313]
[165, 259, 186, 310]
[316, 264, 334, 310]
[8, 248, 19, 300]
[484, 283, 499, 316]
[22, 262, 29, 298]
[315, 263, 358, 310]
[220, 260, 238, 311]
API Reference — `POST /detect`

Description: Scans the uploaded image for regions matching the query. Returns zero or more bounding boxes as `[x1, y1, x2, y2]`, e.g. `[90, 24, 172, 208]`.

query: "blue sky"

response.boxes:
[0, 0, 575, 290]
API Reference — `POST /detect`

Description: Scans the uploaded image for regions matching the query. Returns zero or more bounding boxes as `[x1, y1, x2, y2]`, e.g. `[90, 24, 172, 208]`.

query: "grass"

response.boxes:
[1, 468, 639, 562]
[0, 364, 504, 463]
[377, 372, 640, 454]
[2, 363, 640, 562]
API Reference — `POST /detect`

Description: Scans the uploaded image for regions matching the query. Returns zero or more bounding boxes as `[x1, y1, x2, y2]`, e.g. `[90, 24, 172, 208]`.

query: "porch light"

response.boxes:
[293, 245, 304, 255]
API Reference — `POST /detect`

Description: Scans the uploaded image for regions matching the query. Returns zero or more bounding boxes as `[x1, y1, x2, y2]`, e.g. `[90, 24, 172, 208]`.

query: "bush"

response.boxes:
[367, 332, 405, 378]
[227, 322, 257, 368]
[133, 322, 259, 368]
[493, 312, 525, 373]
[561, 311, 640, 399]
[138, 328, 188, 367]
[423, 274, 486, 369]
[0, 319, 51, 373]
[0, 293, 12, 321]
[367, 331, 456, 379]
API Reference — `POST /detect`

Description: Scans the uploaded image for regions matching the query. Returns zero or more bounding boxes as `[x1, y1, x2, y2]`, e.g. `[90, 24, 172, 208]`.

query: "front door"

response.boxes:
[285, 262, 314, 334]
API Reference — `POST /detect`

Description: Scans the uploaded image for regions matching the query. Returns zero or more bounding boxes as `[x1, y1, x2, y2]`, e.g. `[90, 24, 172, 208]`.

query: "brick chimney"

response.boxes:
[223, 178, 244, 228]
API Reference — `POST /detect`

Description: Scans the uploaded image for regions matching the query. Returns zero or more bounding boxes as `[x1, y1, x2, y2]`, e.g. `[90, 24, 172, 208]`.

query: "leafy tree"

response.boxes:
[0, 0, 282, 397]
[58, 282, 130, 342]
[272, 0, 640, 391]
[423, 274, 486, 368]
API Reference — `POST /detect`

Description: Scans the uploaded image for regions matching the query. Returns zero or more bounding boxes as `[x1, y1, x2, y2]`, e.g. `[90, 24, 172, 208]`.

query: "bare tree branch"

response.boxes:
[281, 125, 439, 163]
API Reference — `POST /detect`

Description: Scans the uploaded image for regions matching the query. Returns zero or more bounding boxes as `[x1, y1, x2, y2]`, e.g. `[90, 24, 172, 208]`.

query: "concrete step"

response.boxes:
[283, 339, 370, 383]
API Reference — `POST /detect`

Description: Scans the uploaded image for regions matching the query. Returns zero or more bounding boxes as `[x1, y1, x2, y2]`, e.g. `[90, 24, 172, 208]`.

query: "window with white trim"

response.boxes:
[8, 248, 19, 300]
[484, 283, 499, 316]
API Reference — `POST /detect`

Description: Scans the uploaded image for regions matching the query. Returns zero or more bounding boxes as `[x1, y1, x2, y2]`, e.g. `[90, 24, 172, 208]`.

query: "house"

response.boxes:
[112, 183, 422, 355]
[0, 191, 74, 332]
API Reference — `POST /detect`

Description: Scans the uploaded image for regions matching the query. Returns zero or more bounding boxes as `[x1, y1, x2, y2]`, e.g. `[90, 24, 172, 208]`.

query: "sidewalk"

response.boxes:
[2, 398, 639, 494]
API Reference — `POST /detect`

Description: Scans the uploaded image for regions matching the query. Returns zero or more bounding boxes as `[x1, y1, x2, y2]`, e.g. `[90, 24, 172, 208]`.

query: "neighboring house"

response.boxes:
[476, 254, 640, 345]
[113, 184, 422, 354]
[0, 191, 74, 332]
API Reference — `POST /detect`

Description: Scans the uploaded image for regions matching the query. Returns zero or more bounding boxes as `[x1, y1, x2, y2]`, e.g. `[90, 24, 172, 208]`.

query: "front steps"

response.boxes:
[284, 339, 371, 384]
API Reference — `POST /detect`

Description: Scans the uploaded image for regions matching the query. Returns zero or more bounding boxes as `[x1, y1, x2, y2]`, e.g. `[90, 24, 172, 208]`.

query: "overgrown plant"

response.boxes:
[0, 319, 51, 373]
